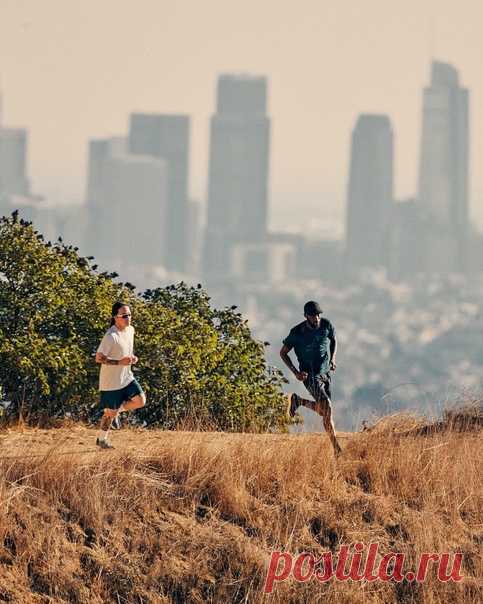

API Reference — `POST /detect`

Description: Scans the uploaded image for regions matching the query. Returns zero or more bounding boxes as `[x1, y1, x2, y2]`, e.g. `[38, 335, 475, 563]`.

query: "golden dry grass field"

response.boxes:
[0, 413, 481, 603]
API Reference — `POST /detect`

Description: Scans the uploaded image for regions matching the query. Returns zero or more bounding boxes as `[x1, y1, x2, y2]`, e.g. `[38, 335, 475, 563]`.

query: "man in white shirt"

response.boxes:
[95, 302, 146, 448]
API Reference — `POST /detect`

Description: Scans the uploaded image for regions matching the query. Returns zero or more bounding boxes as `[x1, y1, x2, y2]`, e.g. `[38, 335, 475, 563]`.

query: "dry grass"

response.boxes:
[0, 410, 480, 603]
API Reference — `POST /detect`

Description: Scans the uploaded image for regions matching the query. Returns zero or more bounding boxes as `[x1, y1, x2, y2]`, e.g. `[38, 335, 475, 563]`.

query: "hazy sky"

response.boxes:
[1, 0, 482, 230]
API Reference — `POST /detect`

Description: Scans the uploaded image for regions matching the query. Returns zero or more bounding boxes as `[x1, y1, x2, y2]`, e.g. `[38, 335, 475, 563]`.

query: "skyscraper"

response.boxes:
[0, 128, 30, 201]
[86, 137, 127, 205]
[387, 198, 424, 281]
[0, 89, 35, 219]
[85, 137, 127, 258]
[203, 74, 271, 282]
[345, 114, 394, 270]
[418, 61, 469, 272]
[128, 114, 190, 273]
[185, 199, 202, 276]
[98, 153, 167, 274]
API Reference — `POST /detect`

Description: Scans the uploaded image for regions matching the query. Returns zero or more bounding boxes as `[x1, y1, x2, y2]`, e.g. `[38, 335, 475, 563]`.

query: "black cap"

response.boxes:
[304, 300, 322, 315]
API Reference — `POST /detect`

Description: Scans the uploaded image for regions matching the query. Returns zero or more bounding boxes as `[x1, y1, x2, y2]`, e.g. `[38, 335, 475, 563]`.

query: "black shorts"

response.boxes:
[303, 372, 332, 402]
[99, 379, 144, 410]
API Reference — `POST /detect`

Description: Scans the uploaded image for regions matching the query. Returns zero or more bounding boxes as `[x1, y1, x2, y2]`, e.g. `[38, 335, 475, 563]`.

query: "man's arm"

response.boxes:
[329, 335, 337, 370]
[96, 333, 132, 365]
[131, 327, 138, 364]
[95, 352, 132, 366]
[280, 344, 306, 381]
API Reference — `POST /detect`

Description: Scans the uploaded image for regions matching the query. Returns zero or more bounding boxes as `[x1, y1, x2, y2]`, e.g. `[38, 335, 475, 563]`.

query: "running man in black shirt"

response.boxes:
[280, 300, 342, 456]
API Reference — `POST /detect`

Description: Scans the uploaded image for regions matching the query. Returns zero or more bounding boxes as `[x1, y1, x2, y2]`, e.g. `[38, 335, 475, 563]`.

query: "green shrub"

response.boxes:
[0, 212, 288, 432]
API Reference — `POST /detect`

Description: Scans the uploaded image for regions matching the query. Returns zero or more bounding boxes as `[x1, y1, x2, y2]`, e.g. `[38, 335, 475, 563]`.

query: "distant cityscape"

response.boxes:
[1, 60, 483, 428]
[0, 60, 480, 286]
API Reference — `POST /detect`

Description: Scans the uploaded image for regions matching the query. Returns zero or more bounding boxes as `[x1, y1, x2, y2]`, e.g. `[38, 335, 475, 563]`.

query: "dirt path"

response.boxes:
[0, 424, 355, 460]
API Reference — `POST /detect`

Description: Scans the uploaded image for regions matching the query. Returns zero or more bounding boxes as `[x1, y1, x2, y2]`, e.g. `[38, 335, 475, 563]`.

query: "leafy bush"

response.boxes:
[0, 212, 288, 431]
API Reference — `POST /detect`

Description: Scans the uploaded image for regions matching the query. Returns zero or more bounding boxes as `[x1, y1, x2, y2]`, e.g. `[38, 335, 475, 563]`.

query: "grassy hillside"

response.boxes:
[0, 409, 480, 603]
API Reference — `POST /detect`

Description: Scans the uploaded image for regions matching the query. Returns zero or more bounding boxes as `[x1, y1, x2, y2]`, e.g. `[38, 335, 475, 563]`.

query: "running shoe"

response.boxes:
[96, 437, 115, 449]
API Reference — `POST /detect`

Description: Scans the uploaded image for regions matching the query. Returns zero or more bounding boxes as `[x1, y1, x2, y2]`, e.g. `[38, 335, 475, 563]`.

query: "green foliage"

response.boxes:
[0, 212, 288, 432]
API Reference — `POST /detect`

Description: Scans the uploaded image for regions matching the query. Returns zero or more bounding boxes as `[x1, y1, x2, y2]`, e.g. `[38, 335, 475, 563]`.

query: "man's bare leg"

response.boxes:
[100, 411, 114, 432]
[101, 407, 118, 427]
[296, 394, 342, 456]
[97, 408, 117, 446]
[97, 394, 145, 445]
[116, 393, 146, 415]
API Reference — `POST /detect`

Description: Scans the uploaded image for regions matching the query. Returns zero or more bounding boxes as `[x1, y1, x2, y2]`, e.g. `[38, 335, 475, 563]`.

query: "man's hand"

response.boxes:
[329, 359, 337, 371]
[95, 353, 133, 366]
[131, 355, 139, 365]
[95, 352, 107, 364]
[295, 370, 308, 381]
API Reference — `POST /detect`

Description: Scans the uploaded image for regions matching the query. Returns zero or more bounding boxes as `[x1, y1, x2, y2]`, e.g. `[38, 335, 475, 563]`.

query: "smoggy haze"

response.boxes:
[1, 0, 482, 229]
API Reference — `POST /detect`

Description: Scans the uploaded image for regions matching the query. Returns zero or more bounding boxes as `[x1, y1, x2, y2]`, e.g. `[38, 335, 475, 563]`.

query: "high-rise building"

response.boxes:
[98, 153, 168, 274]
[345, 114, 394, 270]
[185, 199, 202, 276]
[203, 74, 271, 282]
[418, 60, 469, 272]
[84, 137, 127, 258]
[0, 92, 37, 219]
[387, 198, 424, 281]
[128, 114, 190, 273]
[0, 128, 30, 202]
[86, 137, 127, 205]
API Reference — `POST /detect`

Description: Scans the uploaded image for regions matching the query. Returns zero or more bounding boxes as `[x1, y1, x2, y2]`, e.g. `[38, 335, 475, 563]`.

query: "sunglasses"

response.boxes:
[116, 313, 132, 319]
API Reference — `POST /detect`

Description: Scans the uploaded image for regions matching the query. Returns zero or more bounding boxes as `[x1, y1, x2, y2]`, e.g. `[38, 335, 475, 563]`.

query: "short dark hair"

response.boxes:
[110, 301, 129, 326]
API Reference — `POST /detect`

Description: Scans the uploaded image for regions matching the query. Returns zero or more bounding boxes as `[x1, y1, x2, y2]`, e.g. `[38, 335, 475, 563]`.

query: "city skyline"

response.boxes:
[1, 62, 479, 284]
[1, 0, 483, 232]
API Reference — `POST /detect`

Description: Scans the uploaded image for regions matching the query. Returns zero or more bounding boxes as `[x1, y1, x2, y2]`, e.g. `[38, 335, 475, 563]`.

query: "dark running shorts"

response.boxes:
[303, 372, 332, 402]
[99, 378, 144, 410]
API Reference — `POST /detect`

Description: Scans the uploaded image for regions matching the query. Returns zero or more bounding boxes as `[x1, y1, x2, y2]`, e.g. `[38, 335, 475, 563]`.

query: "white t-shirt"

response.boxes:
[97, 325, 135, 391]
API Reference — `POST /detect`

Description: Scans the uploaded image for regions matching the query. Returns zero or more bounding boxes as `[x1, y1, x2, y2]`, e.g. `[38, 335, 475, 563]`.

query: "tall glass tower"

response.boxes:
[345, 114, 394, 270]
[418, 61, 469, 272]
[203, 74, 270, 282]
